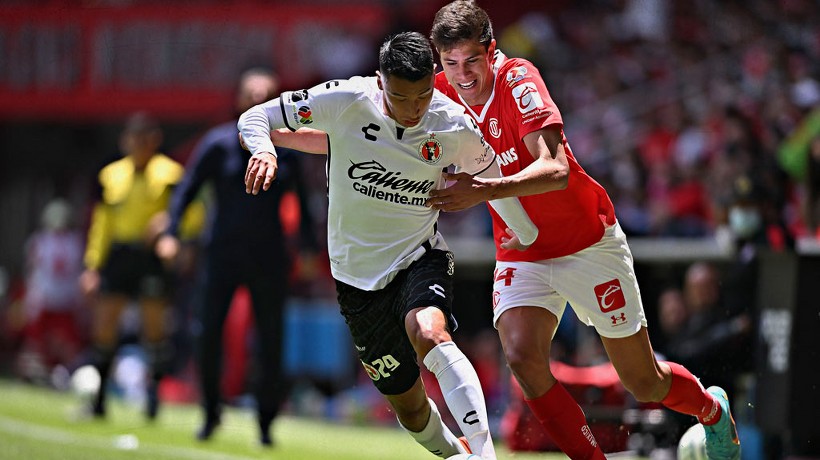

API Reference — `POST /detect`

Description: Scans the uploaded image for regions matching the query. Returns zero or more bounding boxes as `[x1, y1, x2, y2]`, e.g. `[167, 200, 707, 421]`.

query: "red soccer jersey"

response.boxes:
[435, 51, 616, 261]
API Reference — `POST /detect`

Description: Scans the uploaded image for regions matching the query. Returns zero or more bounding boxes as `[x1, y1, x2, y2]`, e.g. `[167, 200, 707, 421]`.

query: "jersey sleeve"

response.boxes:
[500, 60, 563, 141]
[451, 112, 496, 176]
[449, 112, 538, 246]
[238, 78, 358, 156]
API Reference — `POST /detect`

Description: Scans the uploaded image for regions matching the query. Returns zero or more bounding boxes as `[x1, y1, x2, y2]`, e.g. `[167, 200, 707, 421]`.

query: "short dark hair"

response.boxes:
[123, 111, 160, 135]
[378, 31, 434, 82]
[430, 0, 493, 51]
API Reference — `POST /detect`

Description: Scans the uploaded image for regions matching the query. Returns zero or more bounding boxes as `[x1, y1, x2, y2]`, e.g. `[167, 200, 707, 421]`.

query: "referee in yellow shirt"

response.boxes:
[80, 111, 202, 420]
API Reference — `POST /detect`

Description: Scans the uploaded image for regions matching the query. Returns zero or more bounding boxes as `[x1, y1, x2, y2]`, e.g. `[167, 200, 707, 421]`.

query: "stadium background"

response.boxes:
[1, 0, 819, 458]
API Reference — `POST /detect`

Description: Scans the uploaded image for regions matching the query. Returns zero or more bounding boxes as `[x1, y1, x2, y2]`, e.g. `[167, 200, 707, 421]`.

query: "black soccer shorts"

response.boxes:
[100, 243, 171, 298]
[335, 249, 458, 395]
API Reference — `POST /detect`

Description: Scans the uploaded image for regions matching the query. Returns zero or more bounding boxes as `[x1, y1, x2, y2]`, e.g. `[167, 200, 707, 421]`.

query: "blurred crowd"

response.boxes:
[0, 0, 818, 456]
[488, 0, 820, 243]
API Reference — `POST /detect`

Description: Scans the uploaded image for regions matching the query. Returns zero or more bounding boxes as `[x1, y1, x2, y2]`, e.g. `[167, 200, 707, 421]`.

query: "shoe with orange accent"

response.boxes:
[704, 386, 741, 460]
[457, 436, 472, 454]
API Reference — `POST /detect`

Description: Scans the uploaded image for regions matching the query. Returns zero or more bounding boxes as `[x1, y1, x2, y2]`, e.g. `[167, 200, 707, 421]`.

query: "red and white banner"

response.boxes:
[0, 4, 389, 121]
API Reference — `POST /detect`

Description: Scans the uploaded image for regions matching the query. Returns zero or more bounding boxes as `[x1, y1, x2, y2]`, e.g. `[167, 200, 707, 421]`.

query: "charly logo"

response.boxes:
[290, 89, 309, 102]
[418, 133, 442, 164]
[488, 118, 501, 138]
[594, 279, 626, 313]
[511, 82, 543, 114]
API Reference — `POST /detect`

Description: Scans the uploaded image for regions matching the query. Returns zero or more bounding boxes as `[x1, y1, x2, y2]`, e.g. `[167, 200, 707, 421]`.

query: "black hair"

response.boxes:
[378, 31, 434, 82]
[430, 0, 493, 51]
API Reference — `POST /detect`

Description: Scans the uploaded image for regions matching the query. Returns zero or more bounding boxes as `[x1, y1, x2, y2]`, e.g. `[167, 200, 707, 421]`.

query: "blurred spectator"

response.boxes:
[155, 67, 319, 446]
[662, 262, 752, 397]
[79, 112, 202, 420]
[15, 198, 86, 385]
[725, 173, 794, 253]
[654, 287, 688, 356]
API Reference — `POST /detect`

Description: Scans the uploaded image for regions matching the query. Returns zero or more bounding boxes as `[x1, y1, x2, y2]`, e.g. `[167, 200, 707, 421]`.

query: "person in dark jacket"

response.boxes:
[156, 67, 318, 446]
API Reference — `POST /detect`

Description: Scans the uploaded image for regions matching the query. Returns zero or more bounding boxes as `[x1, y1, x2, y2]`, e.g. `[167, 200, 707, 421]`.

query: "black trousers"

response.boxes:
[193, 249, 289, 423]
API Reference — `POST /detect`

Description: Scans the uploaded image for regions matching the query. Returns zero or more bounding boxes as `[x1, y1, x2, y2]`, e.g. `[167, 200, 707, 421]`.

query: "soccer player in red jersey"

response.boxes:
[427, 2, 741, 459]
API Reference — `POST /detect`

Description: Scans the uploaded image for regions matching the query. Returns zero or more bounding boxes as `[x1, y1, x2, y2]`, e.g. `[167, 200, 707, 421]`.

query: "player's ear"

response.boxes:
[376, 71, 383, 90]
[487, 39, 497, 56]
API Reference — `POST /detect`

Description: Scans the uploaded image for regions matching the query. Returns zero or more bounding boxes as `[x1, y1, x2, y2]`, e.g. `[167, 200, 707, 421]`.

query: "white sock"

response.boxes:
[400, 398, 463, 458]
[423, 341, 496, 460]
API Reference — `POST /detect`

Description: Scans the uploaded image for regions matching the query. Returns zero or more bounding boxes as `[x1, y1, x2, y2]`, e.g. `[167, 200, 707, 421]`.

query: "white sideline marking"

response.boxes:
[0, 415, 257, 460]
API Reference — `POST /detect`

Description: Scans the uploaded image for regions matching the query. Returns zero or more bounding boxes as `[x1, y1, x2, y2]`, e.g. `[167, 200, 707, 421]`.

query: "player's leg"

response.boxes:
[386, 378, 468, 458]
[401, 249, 496, 459]
[602, 331, 740, 459]
[496, 306, 605, 460]
[192, 259, 238, 439]
[336, 274, 466, 459]
[138, 248, 175, 421]
[405, 307, 494, 458]
[89, 292, 128, 416]
[140, 294, 171, 420]
[493, 261, 606, 460]
[579, 223, 739, 459]
[247, 270, 289, 446]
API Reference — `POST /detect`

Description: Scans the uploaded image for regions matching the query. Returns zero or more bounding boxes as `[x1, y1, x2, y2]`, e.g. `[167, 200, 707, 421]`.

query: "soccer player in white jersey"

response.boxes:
[239, 31, 538, 459]
[427, 2, 741, 459]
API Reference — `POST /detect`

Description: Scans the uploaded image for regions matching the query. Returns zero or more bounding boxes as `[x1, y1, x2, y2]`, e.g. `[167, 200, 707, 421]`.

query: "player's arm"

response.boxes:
[436, 118, 538, 248]
[240, 80, 351, 193]
[479, 160, 539, 249]
[428, 125, 568, 211]
[270, 128, 329, 155]
[238, 98, 290, 194]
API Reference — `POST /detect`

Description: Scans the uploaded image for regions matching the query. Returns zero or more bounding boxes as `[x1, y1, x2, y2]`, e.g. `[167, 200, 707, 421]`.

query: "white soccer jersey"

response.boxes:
[239, 76, 535, 290]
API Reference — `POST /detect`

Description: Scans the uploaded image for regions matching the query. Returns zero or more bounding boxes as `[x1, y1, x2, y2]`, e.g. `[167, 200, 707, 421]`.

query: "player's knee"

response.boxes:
[406, 314, 451, 356]
[409, 327, 451, 358]
[503, 343, 544, 377]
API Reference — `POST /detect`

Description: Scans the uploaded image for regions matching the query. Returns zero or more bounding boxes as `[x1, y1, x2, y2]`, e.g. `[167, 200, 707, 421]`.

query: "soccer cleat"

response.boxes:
[258, 411, 276, 447]
[703, 386, 741, 460]
[259, 430, 273, 447]
[196, 414, 221, 441]
[457, 436, 472, 454]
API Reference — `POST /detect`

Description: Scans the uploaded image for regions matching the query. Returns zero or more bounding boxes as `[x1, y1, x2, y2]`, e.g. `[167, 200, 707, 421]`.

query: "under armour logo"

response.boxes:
[429, 284, 445, 298]
[462, 410, 478, 425]
[594, 279, 626, 312]
[362, 123, 380, 141]
[611, 312, 627, 326]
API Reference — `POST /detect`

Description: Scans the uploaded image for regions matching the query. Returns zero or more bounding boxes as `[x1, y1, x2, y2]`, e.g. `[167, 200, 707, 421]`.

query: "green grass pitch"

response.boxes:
[0, 378, 574, 460]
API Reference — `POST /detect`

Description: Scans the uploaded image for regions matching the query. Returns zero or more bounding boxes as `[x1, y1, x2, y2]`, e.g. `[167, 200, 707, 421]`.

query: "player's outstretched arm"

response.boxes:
[238, 99, 291, 194]
[428, 126, 569, 209]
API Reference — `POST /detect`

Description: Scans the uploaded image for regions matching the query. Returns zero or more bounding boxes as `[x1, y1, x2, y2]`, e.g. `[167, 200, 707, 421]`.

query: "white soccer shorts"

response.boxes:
[491, 222, 647, 339]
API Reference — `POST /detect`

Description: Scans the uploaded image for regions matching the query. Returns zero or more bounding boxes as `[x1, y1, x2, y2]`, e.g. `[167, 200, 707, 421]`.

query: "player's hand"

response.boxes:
[79, 269, 100, 297]
[155, 234, 180, 264]
[500, 227, 531, 251]
[245, 152, 278, 194]
[426, 172, 489, 211]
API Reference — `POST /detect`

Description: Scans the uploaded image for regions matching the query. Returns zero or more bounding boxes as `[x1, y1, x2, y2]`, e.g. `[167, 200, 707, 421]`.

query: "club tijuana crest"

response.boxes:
[418, 133, 442, 164]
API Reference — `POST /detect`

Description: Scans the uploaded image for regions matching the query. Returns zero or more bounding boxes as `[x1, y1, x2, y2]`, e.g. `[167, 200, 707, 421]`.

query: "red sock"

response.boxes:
[660, 361, 721, 425]
[525, 382, 606, 460]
